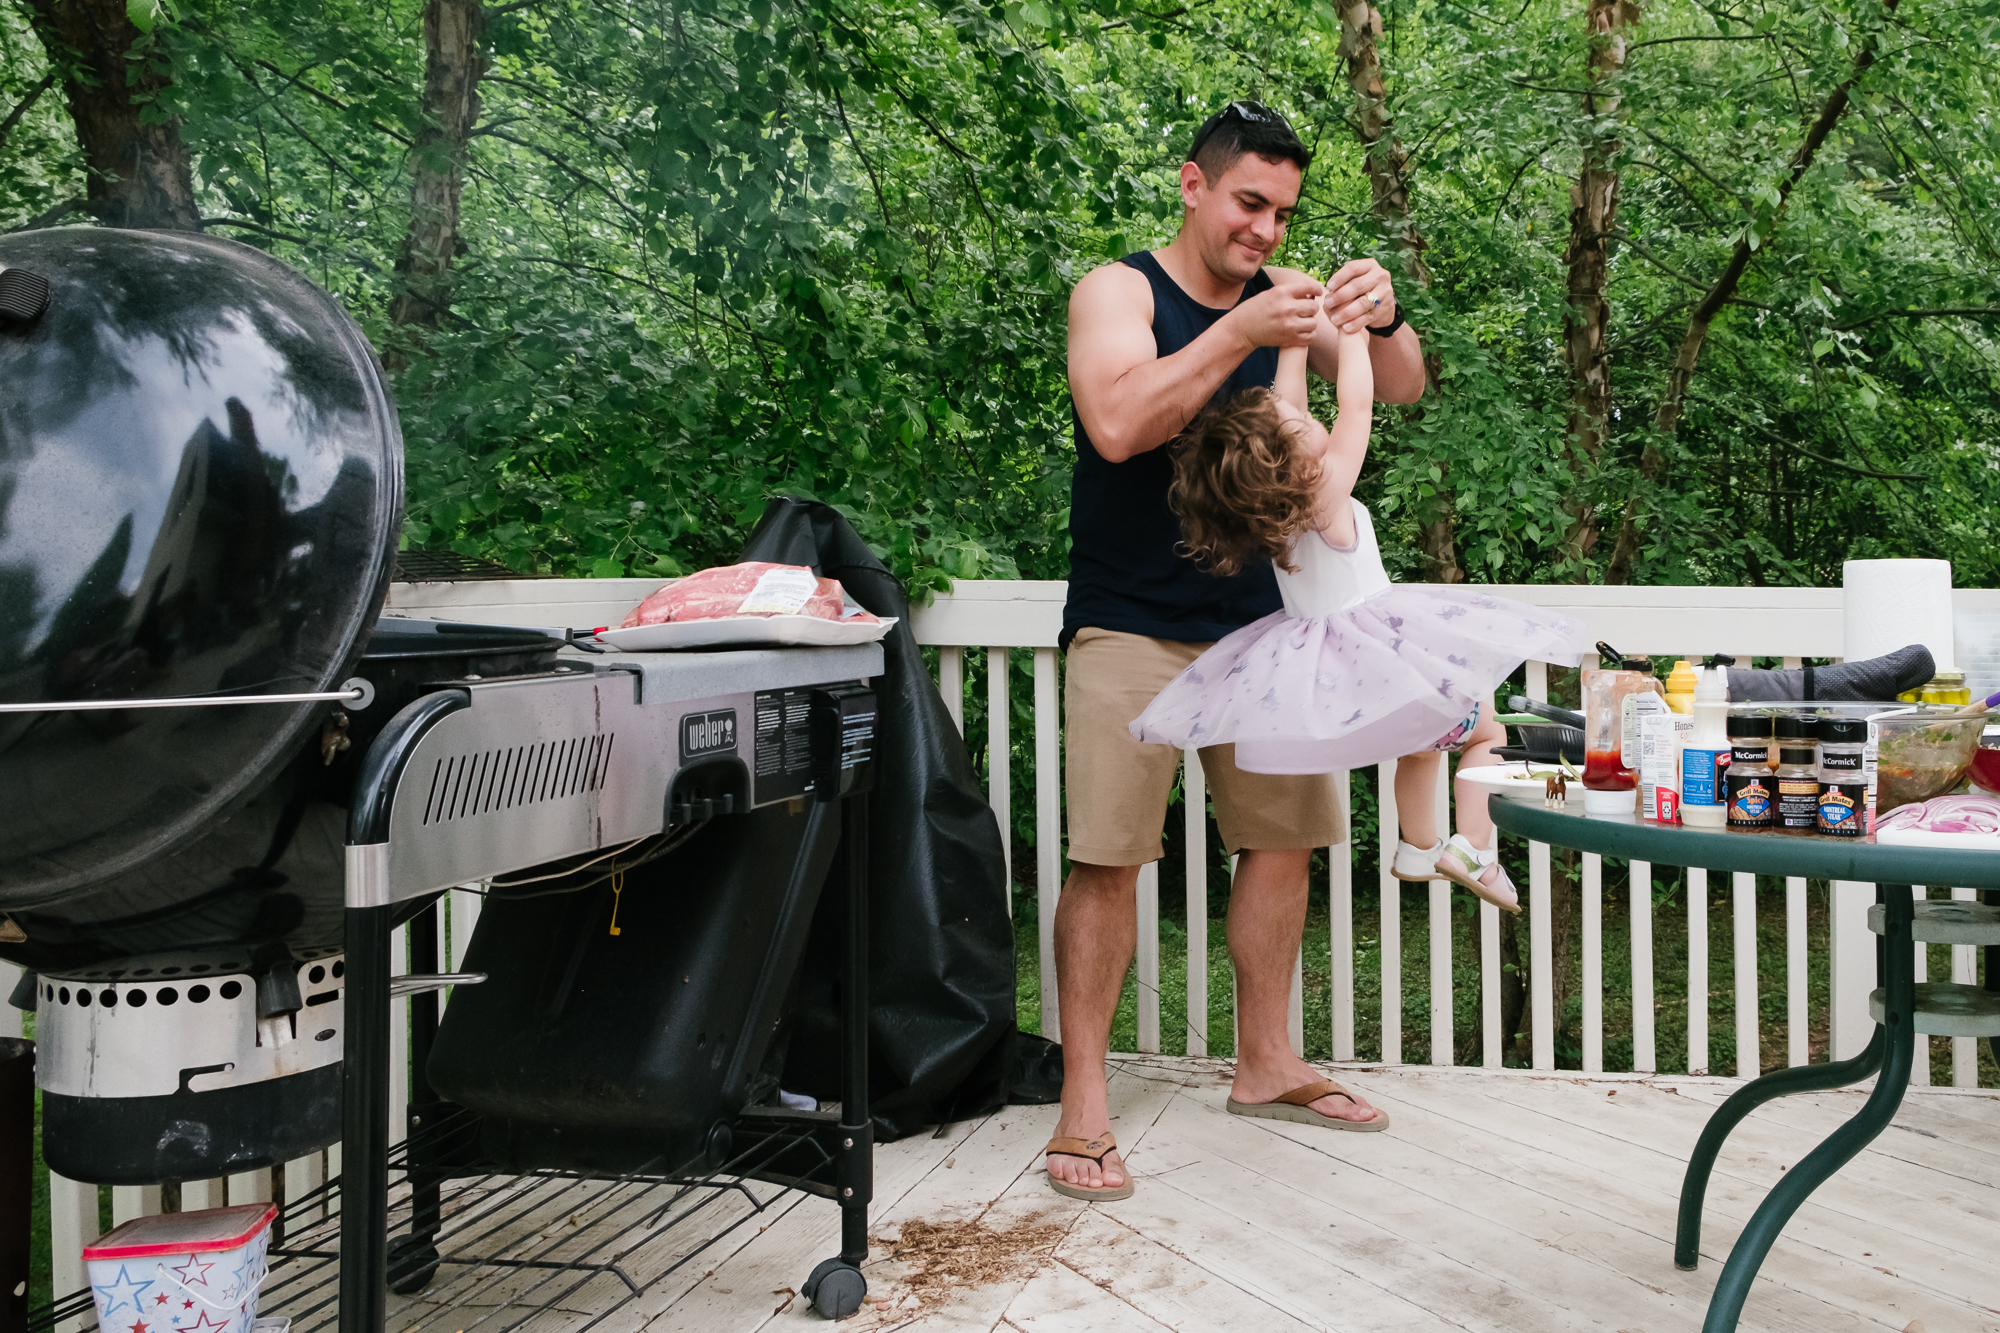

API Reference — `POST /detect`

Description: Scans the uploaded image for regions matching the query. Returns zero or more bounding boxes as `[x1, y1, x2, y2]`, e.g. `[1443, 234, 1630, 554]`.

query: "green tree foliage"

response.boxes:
[3, 0, 1996, 589]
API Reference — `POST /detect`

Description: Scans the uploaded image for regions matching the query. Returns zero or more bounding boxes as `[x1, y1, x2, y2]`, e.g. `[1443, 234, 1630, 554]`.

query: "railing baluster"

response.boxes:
[1952, 886, 1978, 1087]
[50, 1175, 94, 1333]
[1034, 647, 1061, 1039]
[1430, 758, 1452, 1068]
[286, 1149, 326, 1227]
[1330, 768, 1355, 1062]
[1911, 885, 1931, 1087]
[1184, 750, 1209, 1057]
[1137, 861, 1160, 1054]
[1377, 759, 1401, 1064]
[181, 1178, 221, 1210]
[111, 1185, 160, 1227]
[1828, 879, 1876, 1060]
[938, 645, 964, 734]
[1525, 661, 1554, 1071]
[987, 646, 1013, 900]
[1734, 871, 1759, 1078]
[1631, 859, 1655, 1072]
[1688, 867, 1709, 1074]
[0, 963, 18, 1042]
[1582, 852, 1603, 1073]
[1786, 875, 1808, 1066]
[1480, 900, 1500, 1067]
[228, 1166, 273, 1205]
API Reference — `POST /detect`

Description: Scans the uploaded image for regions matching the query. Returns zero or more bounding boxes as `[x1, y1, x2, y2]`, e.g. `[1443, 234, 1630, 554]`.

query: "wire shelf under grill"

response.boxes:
[30, 1108, 845, 1333]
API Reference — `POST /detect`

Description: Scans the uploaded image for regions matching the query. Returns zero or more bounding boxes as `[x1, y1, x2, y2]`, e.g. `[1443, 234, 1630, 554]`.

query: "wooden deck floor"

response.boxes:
[361, 1056, 2000, 1333]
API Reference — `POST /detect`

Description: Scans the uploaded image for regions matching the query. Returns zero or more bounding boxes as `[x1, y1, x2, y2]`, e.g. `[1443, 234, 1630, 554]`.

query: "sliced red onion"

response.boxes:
[1876, 793, 2000, 835]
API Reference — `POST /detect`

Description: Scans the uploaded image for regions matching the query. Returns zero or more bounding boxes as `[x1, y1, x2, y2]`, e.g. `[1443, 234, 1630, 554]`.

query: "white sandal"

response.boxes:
[1389, 838, 1445, 882]
[1434, 835, 1521, 914]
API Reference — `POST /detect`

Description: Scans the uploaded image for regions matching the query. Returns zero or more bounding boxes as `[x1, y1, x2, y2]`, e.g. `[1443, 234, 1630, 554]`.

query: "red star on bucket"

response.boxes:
[154, 1295, 169, 1306]
[182, 1300, 195, 1310]
[129, 1320, 149, 1333]
[187, 1310, 231, 1333]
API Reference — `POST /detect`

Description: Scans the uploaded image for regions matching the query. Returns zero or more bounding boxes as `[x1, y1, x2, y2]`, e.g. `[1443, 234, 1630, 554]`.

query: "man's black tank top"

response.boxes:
[1063, 251, 1283, 647]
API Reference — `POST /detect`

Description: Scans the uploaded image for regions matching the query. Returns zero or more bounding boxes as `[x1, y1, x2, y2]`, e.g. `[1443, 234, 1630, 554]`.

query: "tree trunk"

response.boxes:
[1339, 0, 1428, 284]
[1559, 0, 1639, 566]
[23, 0, 200, 230]
[1340, 0, 1461, 581]
[388, 0, 487, 335]
[1603, 0, 1898, 584]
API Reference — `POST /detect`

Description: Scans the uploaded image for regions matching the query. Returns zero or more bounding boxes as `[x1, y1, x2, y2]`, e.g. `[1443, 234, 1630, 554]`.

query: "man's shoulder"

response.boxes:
[1071, 256, 1154, 314]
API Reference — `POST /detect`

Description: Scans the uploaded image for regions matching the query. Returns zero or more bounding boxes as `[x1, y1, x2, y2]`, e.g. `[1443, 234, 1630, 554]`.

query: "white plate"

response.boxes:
[594, 615, 897, 651]
[1455, 761, 1568, 803]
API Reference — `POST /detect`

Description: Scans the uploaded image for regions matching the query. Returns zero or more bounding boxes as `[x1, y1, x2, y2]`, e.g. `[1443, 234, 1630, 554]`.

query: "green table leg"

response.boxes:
[1674, 1026, 1884, 1269]
[1698, 883, 1917, 1333]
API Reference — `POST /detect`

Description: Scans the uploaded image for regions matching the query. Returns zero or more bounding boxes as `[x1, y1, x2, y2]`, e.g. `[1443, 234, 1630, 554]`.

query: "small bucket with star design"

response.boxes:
[85, 1203, 278, 1333]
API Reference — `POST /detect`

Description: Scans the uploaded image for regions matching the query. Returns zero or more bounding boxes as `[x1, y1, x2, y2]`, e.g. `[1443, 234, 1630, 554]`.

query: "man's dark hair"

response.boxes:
[1187, 101, 1311, 181]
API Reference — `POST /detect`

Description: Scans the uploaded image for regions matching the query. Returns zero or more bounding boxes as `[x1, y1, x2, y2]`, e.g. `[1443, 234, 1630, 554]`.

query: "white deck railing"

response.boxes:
[8, 576, 1996, 1318]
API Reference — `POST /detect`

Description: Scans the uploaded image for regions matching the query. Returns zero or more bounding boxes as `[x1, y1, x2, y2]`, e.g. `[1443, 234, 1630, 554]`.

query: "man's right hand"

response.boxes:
[1227, 278, 1325, 351]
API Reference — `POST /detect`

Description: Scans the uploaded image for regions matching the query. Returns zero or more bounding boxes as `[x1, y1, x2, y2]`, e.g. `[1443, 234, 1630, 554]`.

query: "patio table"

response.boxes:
[1489, 798, 2000, 1333]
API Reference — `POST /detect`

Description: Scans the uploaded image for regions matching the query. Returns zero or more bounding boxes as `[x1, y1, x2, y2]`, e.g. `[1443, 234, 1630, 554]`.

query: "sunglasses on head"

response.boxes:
[1189, 100, 1290, 158]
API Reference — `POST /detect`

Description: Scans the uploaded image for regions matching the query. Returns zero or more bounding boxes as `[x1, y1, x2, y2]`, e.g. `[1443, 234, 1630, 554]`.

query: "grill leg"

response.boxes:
[340, 903, 394, 1333]
[1699, 882, 1917, 1332]
[388, 901, 444, 1295]
[838, 791, 873, 1269]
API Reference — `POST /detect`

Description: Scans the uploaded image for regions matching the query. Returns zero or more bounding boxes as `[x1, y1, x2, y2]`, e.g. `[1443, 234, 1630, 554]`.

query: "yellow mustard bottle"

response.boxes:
[1664, 659, 1698, 715]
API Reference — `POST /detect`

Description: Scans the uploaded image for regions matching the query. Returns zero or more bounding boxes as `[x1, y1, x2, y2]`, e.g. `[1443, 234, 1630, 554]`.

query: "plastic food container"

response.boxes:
[1872, 706, 1991, 815]
[85, 1203, 276, 1333]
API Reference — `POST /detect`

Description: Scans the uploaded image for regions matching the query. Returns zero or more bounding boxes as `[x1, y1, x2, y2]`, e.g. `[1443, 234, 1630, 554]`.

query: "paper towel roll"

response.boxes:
[1844, 558, 1954, 667]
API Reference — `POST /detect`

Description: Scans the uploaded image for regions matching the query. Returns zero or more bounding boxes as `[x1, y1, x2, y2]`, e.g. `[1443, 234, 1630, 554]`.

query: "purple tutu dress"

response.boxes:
[1129, 500, 1588, 774]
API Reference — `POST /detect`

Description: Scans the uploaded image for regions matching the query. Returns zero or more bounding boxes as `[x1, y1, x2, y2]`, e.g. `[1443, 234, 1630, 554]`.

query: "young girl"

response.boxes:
[1129, 329, 1586, 912]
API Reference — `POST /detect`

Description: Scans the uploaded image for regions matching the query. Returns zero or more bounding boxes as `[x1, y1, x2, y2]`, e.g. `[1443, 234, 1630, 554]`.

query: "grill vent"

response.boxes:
[421, 733, 617, 825]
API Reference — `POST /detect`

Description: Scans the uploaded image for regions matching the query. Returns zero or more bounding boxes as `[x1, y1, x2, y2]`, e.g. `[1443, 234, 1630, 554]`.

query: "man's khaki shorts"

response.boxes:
[1063, 627, 1346, 866]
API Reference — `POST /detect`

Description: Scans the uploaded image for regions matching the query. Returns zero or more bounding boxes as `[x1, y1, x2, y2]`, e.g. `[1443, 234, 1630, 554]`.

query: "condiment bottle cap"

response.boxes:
[1726, 714, 1773, 738]
[1776, 714, 1817, 740]
[1666, 660, 1698, 695]
[1818, 717, 1868, 743]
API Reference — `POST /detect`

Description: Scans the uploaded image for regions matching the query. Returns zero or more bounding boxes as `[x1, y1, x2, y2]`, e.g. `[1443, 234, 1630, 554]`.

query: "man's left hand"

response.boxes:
[1323, 258, 1397, 334]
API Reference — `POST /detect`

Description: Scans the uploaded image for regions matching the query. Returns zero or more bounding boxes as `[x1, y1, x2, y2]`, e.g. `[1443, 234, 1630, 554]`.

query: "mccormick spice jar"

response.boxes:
[1773, 714, 1820, 833]
[1724, 714, 1775, 828]
[1815, 717, 1870, 838]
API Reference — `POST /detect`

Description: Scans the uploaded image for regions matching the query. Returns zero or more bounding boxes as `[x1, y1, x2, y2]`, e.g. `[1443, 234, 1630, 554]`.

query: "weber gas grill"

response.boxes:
[337, 642, 883, 1327]
[3, 226, 888, 1331]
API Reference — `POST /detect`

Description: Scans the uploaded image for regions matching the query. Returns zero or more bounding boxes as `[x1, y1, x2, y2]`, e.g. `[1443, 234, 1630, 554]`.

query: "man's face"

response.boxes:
[1180, 153, 1302, 284]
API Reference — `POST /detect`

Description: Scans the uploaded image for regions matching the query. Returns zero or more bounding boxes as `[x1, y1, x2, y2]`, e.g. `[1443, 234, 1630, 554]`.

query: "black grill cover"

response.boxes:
[739, 499, 1059, 1138]
[0, 229, 401, 912]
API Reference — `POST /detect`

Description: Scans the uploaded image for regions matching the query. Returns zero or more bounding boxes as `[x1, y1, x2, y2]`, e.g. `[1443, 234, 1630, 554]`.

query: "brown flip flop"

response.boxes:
[1044, 1133, 1134, 1201]
[1226, 1077, 1390, 1132]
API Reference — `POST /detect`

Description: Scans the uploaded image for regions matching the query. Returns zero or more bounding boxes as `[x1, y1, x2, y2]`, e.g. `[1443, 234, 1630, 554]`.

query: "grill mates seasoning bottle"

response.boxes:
[1773, 714, 1820, 833]
[1816, 717, 1870, 838]
[1724, 714, 1776, 828]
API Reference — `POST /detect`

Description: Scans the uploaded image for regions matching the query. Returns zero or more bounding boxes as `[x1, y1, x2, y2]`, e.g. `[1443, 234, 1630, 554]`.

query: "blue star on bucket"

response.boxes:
[92, 1264, 156, 1317]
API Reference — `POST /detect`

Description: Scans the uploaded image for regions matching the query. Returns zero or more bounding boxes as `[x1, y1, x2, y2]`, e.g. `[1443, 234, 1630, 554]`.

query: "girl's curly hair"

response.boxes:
[1168, 387, 1321, 577]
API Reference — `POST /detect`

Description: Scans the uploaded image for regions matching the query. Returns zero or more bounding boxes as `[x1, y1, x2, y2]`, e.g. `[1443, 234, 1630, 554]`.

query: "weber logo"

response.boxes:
[680, 710, 738, 760]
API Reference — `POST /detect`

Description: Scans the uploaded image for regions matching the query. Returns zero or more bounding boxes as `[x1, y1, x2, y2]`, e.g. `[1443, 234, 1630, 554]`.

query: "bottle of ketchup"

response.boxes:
[1581, 642, 1664, 816]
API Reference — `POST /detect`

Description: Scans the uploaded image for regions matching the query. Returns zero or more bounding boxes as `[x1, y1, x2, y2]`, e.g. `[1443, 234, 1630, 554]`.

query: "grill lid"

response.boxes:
[0, 228, 402, 910]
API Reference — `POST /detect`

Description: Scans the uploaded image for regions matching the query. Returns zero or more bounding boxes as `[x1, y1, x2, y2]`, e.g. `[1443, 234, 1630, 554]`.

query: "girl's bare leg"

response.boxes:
[1394, 749, 1444, 848]
[1450, 713, 1509, 849]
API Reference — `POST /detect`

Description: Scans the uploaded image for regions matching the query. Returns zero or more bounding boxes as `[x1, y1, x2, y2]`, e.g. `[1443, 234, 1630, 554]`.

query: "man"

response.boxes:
[1048, 100, 1425, 1200]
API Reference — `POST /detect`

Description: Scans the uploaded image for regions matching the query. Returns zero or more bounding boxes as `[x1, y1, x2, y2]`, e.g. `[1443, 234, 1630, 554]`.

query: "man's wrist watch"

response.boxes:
[1367, 302, 1406, 338]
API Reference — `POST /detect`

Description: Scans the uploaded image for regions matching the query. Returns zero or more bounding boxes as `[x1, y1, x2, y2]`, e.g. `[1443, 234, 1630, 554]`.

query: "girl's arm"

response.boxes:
[1307, 329, 1375, 545]
[1275, 344, 1310, 411]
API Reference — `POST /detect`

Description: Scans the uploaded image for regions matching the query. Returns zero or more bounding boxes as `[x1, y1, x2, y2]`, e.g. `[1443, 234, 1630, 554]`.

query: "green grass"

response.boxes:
[1015, 876, 2000, 1086]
